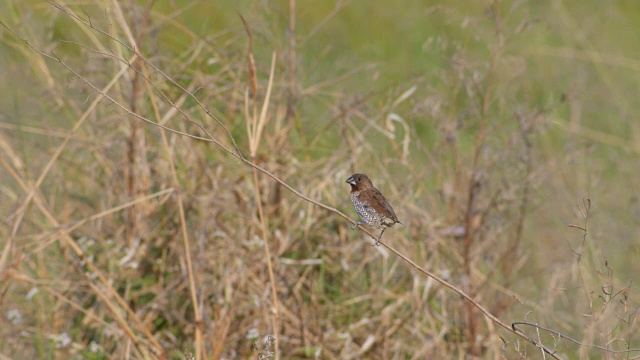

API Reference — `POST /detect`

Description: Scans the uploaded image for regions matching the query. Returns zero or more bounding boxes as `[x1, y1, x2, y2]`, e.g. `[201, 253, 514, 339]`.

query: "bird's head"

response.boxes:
[346, 173, 373, 191]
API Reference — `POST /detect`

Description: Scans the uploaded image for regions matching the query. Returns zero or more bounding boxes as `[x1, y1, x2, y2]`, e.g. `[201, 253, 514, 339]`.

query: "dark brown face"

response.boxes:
[346, 173, 372, 191]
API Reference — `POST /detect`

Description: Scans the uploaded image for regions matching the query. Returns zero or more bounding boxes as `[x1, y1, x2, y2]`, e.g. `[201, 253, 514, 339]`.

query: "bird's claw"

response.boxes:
[373, 229, 385, 247]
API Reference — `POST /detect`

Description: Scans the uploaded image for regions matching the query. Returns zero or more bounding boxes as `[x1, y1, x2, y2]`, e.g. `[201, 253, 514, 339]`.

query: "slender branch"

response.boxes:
[0, 20, 211, 142]
[513, 322, 640, 354]
[47, 0, 243, 158]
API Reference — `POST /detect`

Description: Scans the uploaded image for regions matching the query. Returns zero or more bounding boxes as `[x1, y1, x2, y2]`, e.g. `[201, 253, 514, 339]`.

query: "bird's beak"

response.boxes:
[346, 176, 356, 186]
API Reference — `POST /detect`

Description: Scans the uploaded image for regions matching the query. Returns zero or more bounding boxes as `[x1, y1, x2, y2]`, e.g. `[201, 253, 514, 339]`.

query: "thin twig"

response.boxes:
[513, 322, 640, 354]
[46, 0, 243, 157]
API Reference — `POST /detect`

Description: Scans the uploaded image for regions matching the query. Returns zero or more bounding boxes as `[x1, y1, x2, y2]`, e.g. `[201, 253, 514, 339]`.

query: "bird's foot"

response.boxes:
[372, 229, 385, 246]
[350, 221, 365, 230]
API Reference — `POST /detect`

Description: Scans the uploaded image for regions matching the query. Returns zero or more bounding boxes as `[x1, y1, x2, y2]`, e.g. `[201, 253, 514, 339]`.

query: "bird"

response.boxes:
[346, 173, 401, 246]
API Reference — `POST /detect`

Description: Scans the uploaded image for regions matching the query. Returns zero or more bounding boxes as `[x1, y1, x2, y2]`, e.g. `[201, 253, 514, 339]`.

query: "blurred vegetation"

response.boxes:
[1, 0, 640, 359]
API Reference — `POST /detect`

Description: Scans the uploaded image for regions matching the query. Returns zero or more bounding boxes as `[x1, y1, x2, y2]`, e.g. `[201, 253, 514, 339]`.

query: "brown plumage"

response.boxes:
[346, 173, 401, 246]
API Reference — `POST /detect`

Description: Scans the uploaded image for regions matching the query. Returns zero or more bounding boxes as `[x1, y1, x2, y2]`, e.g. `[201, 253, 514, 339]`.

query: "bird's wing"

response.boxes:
[367, 189, 399, 222]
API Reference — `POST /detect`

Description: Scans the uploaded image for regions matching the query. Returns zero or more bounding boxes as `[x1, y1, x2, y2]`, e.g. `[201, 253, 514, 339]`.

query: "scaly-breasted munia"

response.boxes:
[346, 173, 401, 246]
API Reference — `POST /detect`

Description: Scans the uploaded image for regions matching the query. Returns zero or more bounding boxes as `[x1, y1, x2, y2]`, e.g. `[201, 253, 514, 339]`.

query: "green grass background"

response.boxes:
[2, 0, 640, 359]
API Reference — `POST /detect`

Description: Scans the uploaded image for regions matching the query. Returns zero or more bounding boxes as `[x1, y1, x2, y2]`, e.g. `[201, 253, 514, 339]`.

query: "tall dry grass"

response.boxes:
[1, 1, 640, 359]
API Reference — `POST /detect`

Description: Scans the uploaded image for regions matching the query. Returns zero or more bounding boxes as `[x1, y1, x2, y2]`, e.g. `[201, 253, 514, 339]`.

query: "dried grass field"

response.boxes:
[2, 1, 640, 359]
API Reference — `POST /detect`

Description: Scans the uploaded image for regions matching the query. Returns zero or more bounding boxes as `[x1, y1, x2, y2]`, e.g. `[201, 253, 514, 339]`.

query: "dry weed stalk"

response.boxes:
[124, 0, 153, 249]
[241, 13, 281, 358]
